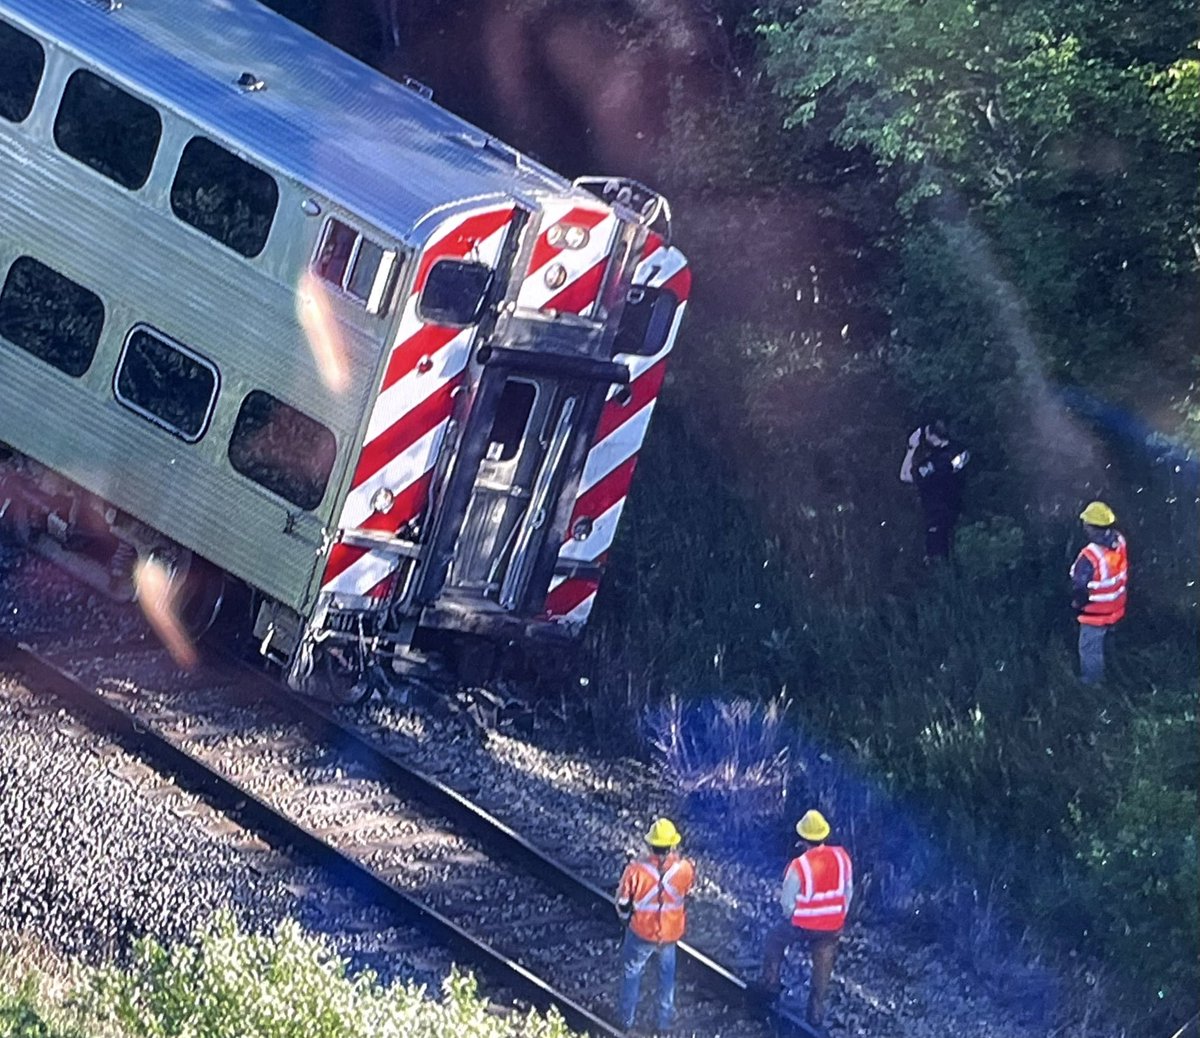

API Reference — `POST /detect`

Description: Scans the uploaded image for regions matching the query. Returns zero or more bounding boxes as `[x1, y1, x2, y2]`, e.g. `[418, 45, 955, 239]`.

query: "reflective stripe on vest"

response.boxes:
[790, 845, 852, 931]
[1074, 535, 1127, 626]
[624, 855, 692, 943]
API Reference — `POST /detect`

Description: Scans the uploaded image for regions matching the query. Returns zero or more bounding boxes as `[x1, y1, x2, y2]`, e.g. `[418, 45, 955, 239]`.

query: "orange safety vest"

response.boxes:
[1073, 535, 1127, 627]
[787, 845, 852, 932]
[617, 852, 694, 943]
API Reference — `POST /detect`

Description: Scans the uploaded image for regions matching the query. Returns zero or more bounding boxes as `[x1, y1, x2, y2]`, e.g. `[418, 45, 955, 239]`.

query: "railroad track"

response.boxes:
[0, 630, 820, 1038]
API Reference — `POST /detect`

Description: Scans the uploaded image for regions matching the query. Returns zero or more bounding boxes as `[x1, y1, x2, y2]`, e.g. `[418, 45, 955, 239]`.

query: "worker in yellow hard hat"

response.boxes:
[758, 809, 853, 1035]
[1070, 501, 1127, 684]
[614, 817, 695, 1034]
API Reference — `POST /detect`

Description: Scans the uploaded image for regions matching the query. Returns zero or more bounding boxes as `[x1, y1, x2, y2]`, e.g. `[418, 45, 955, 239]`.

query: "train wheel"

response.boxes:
[176, 557, 228, 641]
[137, 549, 227, 642]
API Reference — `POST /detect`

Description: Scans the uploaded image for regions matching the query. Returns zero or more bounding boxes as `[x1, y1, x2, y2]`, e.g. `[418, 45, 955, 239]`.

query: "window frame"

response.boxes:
[418, 258, 495, 328]
[112, 324, 220, 444]
[614, 285, 680, 358]
[485, 377, 539, 465]
[311, 216, 400, 316]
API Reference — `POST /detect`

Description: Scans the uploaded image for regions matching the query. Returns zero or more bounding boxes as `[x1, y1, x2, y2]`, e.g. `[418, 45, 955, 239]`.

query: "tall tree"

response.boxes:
[758, 0, 1199, 397]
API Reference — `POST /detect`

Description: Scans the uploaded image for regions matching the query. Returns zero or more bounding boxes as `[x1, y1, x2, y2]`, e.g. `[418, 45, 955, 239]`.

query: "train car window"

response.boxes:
[0, 20, 45, 123]
[53, 70, 161, 190]
[228, 390, 336, 511]
[486, 379, 537, 463]
[171, 137, 279, 258]
[0, 256, 104, 377]
[614, 285, 679, 357]
[313, 218, 399, 314]
[114, 328, 218, 442]
[419, 259, 493, 327]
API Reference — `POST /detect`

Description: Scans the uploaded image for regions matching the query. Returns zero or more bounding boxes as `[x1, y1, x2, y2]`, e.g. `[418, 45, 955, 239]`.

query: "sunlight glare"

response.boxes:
[296, 271, 350, 393]
[133, 556, 199, 671]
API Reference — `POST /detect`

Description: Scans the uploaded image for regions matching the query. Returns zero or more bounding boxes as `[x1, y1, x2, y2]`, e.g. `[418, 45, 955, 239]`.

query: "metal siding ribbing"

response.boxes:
[0, 0, 566, 241]
[0, 129, 381, 431]
[0, 121, 383, 611]
[0, 350, 325, 607]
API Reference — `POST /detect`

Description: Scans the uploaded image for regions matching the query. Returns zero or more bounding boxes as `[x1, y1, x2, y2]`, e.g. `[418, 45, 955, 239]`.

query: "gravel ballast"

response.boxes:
[0, 685, 453, 994]
[0, 546, 1113, 1035]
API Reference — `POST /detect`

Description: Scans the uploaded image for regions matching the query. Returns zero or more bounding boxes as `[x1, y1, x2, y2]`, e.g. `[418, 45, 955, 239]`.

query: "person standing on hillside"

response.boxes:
[899, 419, 970, 559]
[1070, 501, 1128, 685]
[759, 809, 853, 1036]
[615, 818, 696, 1035]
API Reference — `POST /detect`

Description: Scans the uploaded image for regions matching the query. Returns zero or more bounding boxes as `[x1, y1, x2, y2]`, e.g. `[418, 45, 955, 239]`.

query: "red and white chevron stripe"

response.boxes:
[517, 200, 619, 316]
[320, 204, 516, 599]
[544, 235, 691, 625]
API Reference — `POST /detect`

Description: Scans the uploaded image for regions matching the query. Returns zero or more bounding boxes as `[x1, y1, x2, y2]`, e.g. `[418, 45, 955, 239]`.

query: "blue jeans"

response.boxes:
[1078, 623, 1109, 685]
[617, 931, 677, 1030]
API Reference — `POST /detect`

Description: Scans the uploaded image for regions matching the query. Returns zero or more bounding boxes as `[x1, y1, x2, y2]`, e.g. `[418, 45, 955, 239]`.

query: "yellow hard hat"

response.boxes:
[796, 809, 831, 842]
[1080, 501, 1116, 526]
[644, 818, 682, 848]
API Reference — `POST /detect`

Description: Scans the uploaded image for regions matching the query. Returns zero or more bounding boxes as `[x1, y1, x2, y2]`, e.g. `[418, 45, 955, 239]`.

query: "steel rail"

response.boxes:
[0, 636, 620, 1038]
[1, 634, 818, 1037]
[1169, 1013, 1200, 1038]
[281, 681, 819, 1038]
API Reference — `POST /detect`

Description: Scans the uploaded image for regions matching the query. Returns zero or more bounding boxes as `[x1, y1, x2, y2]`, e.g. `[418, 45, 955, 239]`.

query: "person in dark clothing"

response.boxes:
[899, 420, 970, 559]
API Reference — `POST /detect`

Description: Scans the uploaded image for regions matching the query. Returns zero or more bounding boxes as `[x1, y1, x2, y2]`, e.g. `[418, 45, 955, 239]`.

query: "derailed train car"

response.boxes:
[0, 0, 689, 693]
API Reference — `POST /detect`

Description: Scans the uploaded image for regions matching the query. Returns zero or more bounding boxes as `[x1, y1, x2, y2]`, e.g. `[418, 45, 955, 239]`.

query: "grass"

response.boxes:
[580, 332, 1199, 1034]
[0, 916, 581, 1038]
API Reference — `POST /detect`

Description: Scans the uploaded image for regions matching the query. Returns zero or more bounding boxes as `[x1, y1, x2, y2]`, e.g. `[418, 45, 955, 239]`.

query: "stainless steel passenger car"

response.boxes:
[0, 0, 690, 692]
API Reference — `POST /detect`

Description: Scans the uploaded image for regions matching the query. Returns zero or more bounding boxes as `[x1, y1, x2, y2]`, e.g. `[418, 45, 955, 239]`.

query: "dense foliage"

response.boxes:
[756, 0, 1199, 442]
[593, 395, 1197, 1030]
[585, 4, 1199, 1010]
[0, 915, 579, 1038]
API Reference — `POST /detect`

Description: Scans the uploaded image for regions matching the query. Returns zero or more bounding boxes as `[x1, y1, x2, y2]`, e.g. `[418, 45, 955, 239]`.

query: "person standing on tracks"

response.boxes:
[615, 817, 696, 1035]
[759, 809, 852, 1035]
[899, 419, 970, 560]
[1071, 501, 1128, 685]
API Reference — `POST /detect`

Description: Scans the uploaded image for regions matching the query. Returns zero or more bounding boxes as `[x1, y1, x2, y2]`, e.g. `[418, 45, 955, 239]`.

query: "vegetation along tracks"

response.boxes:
[0, 631, 819, 1038]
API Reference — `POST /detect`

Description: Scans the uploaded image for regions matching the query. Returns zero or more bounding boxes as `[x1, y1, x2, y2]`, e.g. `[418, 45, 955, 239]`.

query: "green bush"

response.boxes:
[591, 395, 1199, 1029]
[1069, 690, 1199, 1012]
[0, 915, 580, 1038]
[953, 517, 1027, 584]
[0, 979, 65, 1038]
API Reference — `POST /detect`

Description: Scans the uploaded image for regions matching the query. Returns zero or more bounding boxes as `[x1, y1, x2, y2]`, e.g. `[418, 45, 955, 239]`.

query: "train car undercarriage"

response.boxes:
[0, 445, 566, 703]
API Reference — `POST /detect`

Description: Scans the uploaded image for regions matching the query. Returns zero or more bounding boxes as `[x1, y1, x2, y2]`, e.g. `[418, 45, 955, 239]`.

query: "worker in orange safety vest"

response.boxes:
[759, 809, 852, 1034]
[1071, 501, 1128, 685]
[615, 817, 695, 1034]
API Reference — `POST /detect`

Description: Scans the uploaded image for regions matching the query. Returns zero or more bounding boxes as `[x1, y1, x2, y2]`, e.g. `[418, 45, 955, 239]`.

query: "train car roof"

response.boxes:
[1, 0, 571, 240]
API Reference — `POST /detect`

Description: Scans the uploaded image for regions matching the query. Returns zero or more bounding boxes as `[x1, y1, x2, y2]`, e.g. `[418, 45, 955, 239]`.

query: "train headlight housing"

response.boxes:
[547, 223, 590, 250]
[371, 487, 395, 514]
[571, 516, 594, 541]
[544, 263, 568, 290]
